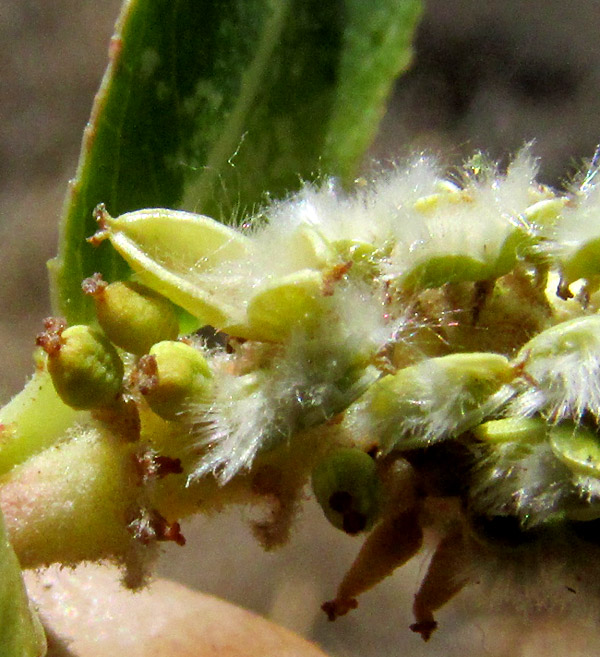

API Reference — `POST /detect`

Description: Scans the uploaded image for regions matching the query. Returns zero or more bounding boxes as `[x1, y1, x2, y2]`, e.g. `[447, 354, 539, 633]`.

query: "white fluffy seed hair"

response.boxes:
[382, 148, 540, 282]
[541, 153, 600, 257]
[469, 441, 573, 527]
[252, 149, 539, 272]
[509, 317, 600, 422]
[369, 365, 515, 453]
[255, 157, 443, 250]
[189, 358, 274, 483]
[187, 148, 541, 311]
[189, 282, 416, 483]
[510, 350, 600, 422]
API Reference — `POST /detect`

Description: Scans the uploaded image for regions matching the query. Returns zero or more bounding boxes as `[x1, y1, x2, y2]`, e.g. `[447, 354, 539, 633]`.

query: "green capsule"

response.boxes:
[311, 448, 381, 535]
[397, 186, 531, 292]
[398, 229, 533, 292]
[137, 340, 212, 421]
[520, 315, 600, 357]
[520, 197, 567, 228]
[240, 269, 325, 342]
[39, 323, 124, 410]
[400, 254, 492, 291]
[560, 239, 600, 293]
[473, 417, 548, 445]
[367, 352, 514, 451]
[549, 423, 600, 478]
[90, 205, 250, 328]
[83, 276, 179, 355]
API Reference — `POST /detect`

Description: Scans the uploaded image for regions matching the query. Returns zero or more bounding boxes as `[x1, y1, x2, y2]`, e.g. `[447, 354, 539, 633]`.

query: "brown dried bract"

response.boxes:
[87, 203, 111, 246]
[557, 275, 574, 300]
[128, 508, 186, 547]
[322, 261, 353, 296]
[160, 520, 186, 546]
[134, 449, 183, 484]
[35, 317, 67, 356]
[133, 354, 159, 395]
[81, 272, 107, 297]
[471, 278, 495, 325]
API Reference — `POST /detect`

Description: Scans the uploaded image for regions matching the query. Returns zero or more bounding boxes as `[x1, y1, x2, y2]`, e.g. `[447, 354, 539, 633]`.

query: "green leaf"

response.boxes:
[321, 0, 421, 179]
[0, 509, 47, 657]
[48, 0, 421, 324]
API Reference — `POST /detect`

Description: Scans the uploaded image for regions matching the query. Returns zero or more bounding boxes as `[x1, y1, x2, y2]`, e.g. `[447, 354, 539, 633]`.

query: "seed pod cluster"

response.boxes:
[76, 148, 600, 638]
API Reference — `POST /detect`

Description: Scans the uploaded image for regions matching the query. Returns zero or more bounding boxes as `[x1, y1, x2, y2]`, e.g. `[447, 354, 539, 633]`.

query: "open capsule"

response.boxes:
[367, 352, 515, 451]
[90, 205, 250, 329]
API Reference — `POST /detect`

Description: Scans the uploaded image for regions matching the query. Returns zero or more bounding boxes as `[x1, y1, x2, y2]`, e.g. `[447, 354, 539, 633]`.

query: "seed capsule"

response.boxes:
[537, 177, 600, 295]
[520, 197, 567, 228]
[37, 321, 124, 409]
[549, 423, 600, 478]
[472, 417, 547, 445]
[90, 205, 250, 328]
[510, 315, 600, 422]
[384, 150, 541, 292]
[367, 352, 514, 451]
[241, 269, 325, 342]
[311, 448, 381, 535]
[82, 275, 179, 355]
[136, 340, 212, 421]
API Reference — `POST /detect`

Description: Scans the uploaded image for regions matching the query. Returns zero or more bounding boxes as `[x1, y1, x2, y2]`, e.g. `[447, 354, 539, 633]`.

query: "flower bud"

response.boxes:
[82, 275, 179, 355]
[37, 321, 123, 409]
[311, 448, 381, 535]
[136, 341, 212, 421]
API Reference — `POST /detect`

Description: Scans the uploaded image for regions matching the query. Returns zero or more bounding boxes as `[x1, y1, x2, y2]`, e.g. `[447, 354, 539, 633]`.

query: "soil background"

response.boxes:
[3, 2, 600, 655]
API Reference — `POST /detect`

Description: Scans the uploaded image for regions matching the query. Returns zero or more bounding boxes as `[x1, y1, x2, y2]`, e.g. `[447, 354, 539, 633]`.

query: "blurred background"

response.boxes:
[3, 1, 600, 655]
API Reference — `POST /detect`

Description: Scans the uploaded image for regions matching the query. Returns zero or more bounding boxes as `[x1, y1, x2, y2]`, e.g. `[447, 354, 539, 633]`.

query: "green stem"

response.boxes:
[0, 369, 78, 477]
